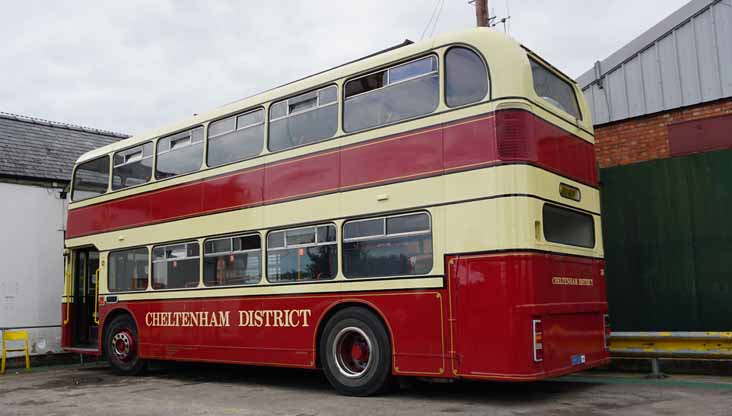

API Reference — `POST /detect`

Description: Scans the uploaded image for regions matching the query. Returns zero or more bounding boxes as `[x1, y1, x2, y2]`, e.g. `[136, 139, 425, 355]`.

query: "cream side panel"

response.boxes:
[102, 277, 445, 301]
[66, 165, 599, 251]
[444, 197, 603, 258]
[444, 165, 600, 214]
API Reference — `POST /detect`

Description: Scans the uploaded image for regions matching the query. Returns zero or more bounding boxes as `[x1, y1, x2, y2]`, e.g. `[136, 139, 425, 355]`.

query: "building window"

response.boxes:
[108, 247, 149, 292]
[266, 224, 337, 282]
[445, 47, 489, 107]
[530, 59, 581, 119]
[203, 234, 261, 286]
[72, 156, 110, 201]
[152, 241, 200, 289]
[268, 85, 338, 152]
[208, 109, 264, 167]
[112, 142, 153, 190]
[344, 55, 439, 132]
[343, 212, 433, 278]
[155, 127, 204, 179]
[543, 204, 595, 248]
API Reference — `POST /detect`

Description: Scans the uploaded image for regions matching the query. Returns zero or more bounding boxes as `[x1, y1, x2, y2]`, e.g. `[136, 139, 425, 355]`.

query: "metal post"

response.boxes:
[646, 358, 668, 379]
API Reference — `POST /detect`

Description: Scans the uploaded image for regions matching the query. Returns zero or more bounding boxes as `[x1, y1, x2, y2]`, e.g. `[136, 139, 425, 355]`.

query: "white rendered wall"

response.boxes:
[0, 181, 66, 357]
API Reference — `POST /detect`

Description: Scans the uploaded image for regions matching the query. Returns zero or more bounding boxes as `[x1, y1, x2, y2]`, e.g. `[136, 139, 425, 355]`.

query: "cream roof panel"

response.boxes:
[76, 28, 528, 164]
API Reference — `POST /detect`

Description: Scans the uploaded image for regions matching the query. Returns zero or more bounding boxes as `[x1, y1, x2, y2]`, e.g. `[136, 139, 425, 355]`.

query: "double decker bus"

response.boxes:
[62, 28, 608, 396]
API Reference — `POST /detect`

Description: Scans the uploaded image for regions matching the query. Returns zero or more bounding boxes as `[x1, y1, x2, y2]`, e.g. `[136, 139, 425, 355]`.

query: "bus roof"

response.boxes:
[76, 28, 523, 164]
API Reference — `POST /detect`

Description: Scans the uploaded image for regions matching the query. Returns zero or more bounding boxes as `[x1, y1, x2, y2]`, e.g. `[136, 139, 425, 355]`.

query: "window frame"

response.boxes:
[342, 211, 433, 279]
[151, 240, 201, 290]
[112, 141, 154, 191]
[342, 54, 440, 133]
[265, 223, 338, 283]
[206, 107, 266, 168]
[107, 245, 150, 292]
[542, 203, 596, 249]
[202, 233, 262, 287]
[154, 126, 205, 180]
[71, 155, 111, 202]
[266, 84, 339, 153]
[343, 212, 432, 243]
[528, 56, 583, 121]
[443, 45, 490, 108]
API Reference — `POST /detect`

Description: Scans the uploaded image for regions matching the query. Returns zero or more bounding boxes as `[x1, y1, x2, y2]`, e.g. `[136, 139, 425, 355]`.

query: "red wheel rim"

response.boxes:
[333, 327, 373, 378]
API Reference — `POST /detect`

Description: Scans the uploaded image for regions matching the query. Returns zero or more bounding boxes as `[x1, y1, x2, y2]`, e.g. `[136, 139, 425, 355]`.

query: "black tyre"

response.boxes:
[104, 314, 146, 376]
[319, 307, 392, 396]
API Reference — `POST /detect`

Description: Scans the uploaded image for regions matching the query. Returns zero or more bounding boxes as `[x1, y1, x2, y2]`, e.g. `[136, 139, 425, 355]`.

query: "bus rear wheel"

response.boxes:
[105, 314, 146, 376]
[320, 307, 392, 396]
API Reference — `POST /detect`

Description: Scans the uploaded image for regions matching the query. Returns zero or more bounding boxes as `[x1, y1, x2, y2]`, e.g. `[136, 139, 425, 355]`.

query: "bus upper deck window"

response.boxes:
[113, 142, 153, 190]
[72, 155, 110, 201]
[344, 55, 439, 132]
[207, 108, 264, 167]
[155, 127, 204, 180]
[445, 47, 489, 107]
[530, 59, 581, 119]
[268, 85, 338, 153]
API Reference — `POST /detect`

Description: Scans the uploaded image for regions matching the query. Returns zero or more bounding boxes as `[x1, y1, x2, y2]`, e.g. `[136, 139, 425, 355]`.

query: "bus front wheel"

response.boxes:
[105, 314, 146, 376]
[320, 307, 392, 396]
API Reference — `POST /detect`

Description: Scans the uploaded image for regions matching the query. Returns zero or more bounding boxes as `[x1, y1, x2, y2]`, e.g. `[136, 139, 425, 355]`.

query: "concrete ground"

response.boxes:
[2, 362, 732, 415]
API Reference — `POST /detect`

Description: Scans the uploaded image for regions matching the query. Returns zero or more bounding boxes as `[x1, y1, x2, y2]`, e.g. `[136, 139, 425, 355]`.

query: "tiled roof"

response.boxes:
[0, 112, 128, 182]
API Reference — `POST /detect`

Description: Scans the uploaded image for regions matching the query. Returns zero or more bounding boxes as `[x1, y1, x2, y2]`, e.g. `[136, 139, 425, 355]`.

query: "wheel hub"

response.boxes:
[111, 329, 135, 362]
[333, 327, 373, 378]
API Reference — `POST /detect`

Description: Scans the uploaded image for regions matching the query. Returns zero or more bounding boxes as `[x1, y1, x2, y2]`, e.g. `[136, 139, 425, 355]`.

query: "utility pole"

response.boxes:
[475, 0, 489, 27]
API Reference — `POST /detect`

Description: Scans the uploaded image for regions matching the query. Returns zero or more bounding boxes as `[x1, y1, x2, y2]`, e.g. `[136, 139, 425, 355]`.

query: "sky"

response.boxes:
[0, 0, 690, 135]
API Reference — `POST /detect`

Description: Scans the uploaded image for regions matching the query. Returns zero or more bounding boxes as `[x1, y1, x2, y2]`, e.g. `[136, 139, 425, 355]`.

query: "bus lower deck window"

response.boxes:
[203, 234, 262, 286]
[108, 247, 149, 292]
[343, 212, 433, 278]
[266, 224, 337, 282]
[152, 242, 200, 289]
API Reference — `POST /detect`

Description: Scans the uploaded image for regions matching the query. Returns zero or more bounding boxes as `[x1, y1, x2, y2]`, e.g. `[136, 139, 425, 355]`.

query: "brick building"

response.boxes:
[577, 0, 732, 332]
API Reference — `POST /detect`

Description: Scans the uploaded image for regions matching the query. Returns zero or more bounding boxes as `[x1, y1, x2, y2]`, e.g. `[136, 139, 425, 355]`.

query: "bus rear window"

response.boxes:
[543, 204, 595, 248]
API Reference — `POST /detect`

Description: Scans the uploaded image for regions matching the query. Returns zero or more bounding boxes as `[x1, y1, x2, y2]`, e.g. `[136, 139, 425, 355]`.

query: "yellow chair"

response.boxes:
[1, 330, 30, 375]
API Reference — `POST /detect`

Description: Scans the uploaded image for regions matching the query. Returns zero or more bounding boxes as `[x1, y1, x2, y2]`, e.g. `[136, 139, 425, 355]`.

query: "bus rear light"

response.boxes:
[603, 314, 611, 350]
[496, 110, 533, 160]
[532, 319, 544, 362]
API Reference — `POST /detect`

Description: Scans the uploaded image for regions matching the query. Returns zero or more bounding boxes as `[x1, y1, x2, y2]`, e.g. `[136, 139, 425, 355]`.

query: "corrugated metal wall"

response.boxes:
[601, 149, 732, 331]
[580, 0, 732, 125]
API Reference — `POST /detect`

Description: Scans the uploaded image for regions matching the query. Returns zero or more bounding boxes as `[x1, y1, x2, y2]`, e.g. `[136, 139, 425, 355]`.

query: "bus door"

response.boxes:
[72, 248, 100, 348]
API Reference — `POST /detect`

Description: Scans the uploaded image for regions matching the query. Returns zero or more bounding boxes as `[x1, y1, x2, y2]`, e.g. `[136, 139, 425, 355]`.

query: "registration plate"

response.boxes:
[571, 354, 586, 366]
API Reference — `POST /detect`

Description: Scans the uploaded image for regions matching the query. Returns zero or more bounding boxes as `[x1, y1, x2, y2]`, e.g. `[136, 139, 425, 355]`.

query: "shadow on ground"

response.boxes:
[72, 360, 599, 405]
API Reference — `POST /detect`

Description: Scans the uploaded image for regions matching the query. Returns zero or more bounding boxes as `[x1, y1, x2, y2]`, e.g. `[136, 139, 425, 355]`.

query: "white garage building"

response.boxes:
[0, 112, 124, 358]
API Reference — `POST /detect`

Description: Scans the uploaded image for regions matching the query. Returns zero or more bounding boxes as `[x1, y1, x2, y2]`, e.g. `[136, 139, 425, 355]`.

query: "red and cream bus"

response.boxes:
[62, 28, 608, 396]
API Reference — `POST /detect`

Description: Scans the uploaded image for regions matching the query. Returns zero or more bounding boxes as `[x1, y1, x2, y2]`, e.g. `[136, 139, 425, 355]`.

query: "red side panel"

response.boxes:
[495, 110, 598, 185]
[443, 115, 497, 170]
[148, 181, 203, 221]
[67, 111, 596, 238]
[449, 252, 608, 380]
[341, 128, 444, 188]
[99, 290, 447, 376]
[202, 168, 264, 212]
[264, 151, 340, 203]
